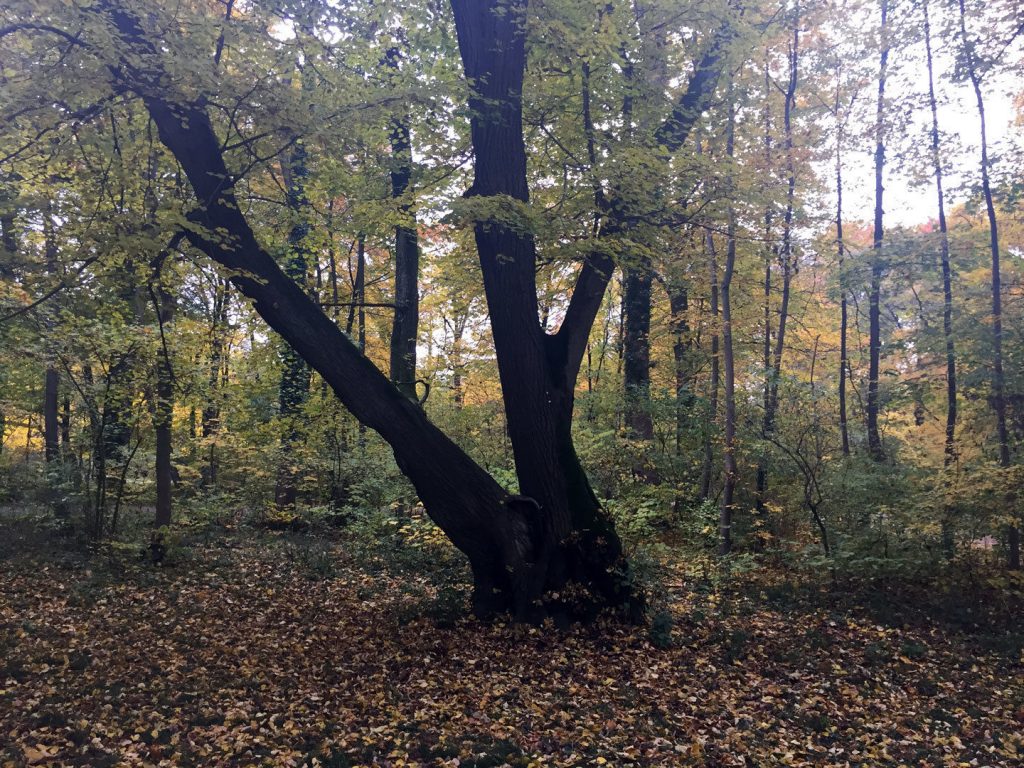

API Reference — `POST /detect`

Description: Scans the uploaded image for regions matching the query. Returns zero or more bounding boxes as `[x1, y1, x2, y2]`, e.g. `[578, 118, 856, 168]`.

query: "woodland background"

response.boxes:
[1, 0, 1024, 765]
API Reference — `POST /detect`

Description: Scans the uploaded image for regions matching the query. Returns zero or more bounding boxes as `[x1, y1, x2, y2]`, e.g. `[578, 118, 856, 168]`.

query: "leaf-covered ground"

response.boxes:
[1, 534, 1022, 767]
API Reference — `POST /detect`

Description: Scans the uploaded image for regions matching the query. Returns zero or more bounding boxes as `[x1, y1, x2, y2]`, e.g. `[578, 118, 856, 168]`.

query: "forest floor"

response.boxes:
[1, 518, 1022, 767]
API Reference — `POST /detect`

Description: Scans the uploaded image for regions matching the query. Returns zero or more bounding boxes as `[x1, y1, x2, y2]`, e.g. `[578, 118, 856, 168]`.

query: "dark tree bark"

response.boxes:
[923, 0, 957, 556]
[103, 0, 728, 618]
[667, 280, 691, 458]
[42, 207, 60, 463]
[200, 276, 229, 485]
[449, 0, 633, 617]
[617, 45, 655, 446]
[622, 264, 654, 441]
[956, 0, 1017, 568]
[0, 188, 15, 457]
[149, 240, 180, 529]
[387, 77, 421, 401]
[867, 0, 890, 461]
[61, 396, 71, 450]
[700, 230, 720, 500]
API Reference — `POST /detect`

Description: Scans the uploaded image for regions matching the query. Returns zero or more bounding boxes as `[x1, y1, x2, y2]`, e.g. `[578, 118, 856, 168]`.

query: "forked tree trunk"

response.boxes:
[105, 0, 727, 618]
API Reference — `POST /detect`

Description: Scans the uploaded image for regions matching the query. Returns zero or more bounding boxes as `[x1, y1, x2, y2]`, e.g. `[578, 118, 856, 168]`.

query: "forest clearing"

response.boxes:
[1, 0, 1023, 764]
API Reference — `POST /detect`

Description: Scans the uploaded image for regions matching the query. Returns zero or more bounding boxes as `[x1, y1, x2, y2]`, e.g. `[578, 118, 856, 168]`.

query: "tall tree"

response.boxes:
[42, 206, 60, 463]
[386, 46, 421, 402]
[866, 0, 890, 461]
[922, 0, 957, 555]
[700, 228, 721, 500]
[756, 11, 800, 530]
[719, 82, 738, 555]
[955, 0, 1018, 568]
[149, 241, 179, 529]
[275, 135, 314, 509]
[5, 0, 730, 618]
[833, 67, 851, 457]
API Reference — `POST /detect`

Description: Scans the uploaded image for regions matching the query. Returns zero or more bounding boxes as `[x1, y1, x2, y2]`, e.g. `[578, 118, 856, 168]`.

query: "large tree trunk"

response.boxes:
[102, 0, 598, 620]
[867, 0, 890, 462]
[449, 0, 633, 618]
[956, 0, 1017, 569]
[105, 0, 727, 618]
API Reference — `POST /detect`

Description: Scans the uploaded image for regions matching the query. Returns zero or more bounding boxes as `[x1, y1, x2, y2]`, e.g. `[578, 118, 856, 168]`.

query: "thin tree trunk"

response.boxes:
[755, 14, 799, 532]
[867, 0, 890, 461]
[720, 83, 738, 555]
[923, 0, 958, 556]
[623, 266, 654, 441]
[956, 0, 1017, 568]
[618, 49, 655, 445]
[668, 282, 691, 458]
[701, 230, 720, 500]
[42, 207, 60, 463]
[149, 234, 181, 529]
[387, 70, 420, 400]
[834, 75, 851, 457]
[202, 277, 228, 484]
[275, 136, 313, 508]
